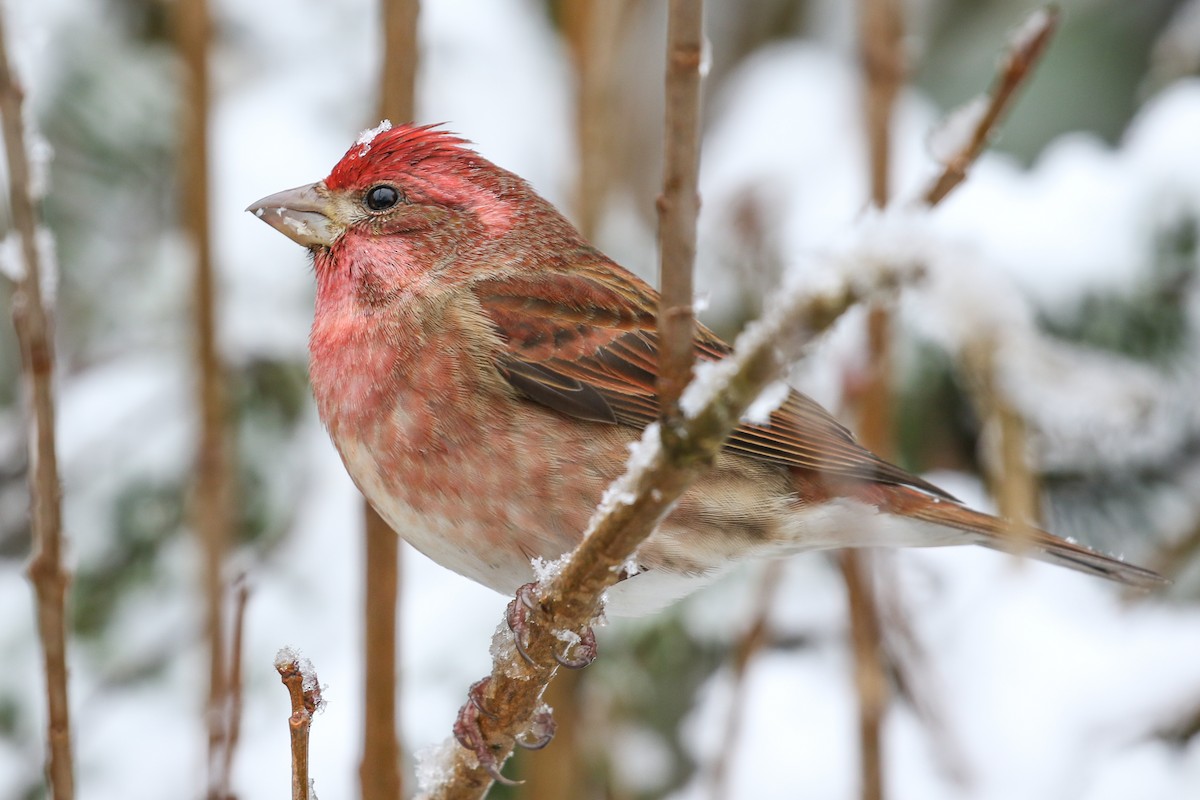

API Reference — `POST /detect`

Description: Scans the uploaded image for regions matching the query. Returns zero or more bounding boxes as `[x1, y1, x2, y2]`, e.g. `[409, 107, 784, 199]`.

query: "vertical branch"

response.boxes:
[656, 0, 704, 420]
[563, 0, 632, 240]
[176, 0, 235, 794]
[961, 339, 1040, 548]
[361, 505, 402, 800]
[847, 2, 906, 799]
[360, 4, 419, 800]
[861, 0, 904, 208]
[0, 13, 75, 800]
[277, 652, 324, 800]
[708, 562, 783, 800]
[215, 580, 251, 799]
[837, 551, 886, 800]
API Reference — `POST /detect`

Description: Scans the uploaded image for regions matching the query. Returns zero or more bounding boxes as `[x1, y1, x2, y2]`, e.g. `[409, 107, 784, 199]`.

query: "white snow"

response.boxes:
[355, 119, 393, 153]
[0, 235, 22, 282]
[743, 379, 789, 425]
[1007, 7, 1056, 56]
[926, 94, 988, 165]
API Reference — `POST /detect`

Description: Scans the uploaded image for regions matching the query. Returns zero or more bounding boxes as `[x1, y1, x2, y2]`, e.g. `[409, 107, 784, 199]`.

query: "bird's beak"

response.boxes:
[246, 182, 342, 248]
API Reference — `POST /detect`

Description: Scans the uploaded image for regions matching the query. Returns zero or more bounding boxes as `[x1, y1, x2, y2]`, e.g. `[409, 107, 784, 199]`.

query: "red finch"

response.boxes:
[248, 122, 1161, 613]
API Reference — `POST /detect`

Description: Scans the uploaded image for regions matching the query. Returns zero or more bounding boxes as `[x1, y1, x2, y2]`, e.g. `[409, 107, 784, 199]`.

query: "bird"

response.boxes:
[248, 122, 1163, 616]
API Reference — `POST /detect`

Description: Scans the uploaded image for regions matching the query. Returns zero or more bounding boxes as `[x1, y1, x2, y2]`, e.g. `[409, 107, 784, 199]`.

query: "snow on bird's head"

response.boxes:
[325, 122, 474, 191]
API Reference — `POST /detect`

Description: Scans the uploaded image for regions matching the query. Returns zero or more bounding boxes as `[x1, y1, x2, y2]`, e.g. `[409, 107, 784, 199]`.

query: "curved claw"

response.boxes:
[554, 626, 597, 669]
[453, 679, 522, 786]
[507, 582, 599, 669]
[515, 707, 557, 751]
[466, 677, 498, 720]
[506, 583, 540, 667]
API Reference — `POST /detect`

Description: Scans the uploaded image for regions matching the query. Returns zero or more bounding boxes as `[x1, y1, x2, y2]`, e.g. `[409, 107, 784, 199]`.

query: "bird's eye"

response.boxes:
[364, 185, 401, 211]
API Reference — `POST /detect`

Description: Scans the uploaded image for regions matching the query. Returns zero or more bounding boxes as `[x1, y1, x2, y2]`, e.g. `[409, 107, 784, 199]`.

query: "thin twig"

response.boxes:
[708, 562, 784, 800]
[176, 0, 236, 794]
[417, 256, 920, 800]
[358, 5, 419, 799]
[656, 0, 704, 419]
[215, 580, 251, 799]
[0, 11, 74, 800]
[277, 653, 323, 800]
[922, 7, 1060, 207]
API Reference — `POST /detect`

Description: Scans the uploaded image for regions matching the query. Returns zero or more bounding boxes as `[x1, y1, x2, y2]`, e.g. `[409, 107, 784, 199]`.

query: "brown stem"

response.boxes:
[0, 13, 74, 800]
[215, 580, 251, 799]
[378, 0, 419, 126]
[358, 4, 419, 799]
[361, 504, 403, 800]
[850, 1, 907, 797]
[563, 0, 634, 241]
[277, 655, 323, 800]
[861, 0, 904, 209]
[656, 0, 704, 419]
[961, 339, 1041, 550]
[708, 562, 783, 800]
[839, 552, 886, 800]
[922, 7, 1059, 207]
[176, 0, 236, 794]
[417, 255, 917, 800]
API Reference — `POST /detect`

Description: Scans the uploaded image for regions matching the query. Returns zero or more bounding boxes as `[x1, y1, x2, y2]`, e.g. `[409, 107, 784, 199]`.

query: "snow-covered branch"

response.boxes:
[416, 250, 921, 800]
[922, 6, 1059, 206]
[275, 649, 324, 800]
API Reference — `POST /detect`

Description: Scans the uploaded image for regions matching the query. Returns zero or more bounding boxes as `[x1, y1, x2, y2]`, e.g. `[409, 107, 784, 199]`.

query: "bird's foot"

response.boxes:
[452, 677, 558, 782]
[506, 582, 598, 669]
[553, 626, 597, 669]
[515, 705, 557, 751]
[453, 678, 518, 785]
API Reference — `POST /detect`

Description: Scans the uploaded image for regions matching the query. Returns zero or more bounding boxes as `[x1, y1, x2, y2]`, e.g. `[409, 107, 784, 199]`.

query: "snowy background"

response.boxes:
[3, 0, 1200, 798]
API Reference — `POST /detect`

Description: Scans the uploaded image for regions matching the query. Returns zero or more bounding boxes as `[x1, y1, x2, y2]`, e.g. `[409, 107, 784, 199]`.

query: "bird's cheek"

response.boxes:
[374, 204, 455, 236]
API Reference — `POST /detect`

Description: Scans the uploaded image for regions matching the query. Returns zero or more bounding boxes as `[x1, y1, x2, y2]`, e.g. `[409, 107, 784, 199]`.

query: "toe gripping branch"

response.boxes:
[453, 677, 556, 785]
[507, 582, 598, 670]
[451, 582, 596, 784]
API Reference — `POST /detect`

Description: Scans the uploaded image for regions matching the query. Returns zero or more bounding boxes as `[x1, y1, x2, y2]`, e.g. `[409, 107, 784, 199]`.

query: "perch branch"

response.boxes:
[417, 256, 921, 800]
[0, 11, 74, 800]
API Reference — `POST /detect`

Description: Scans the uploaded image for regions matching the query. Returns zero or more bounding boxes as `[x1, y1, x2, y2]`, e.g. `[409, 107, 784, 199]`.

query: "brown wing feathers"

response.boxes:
[472, 270, 953, 499]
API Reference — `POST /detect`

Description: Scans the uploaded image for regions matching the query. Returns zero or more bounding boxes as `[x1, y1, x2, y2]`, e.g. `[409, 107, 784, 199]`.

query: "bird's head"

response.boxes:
[248, 122, 530, 273]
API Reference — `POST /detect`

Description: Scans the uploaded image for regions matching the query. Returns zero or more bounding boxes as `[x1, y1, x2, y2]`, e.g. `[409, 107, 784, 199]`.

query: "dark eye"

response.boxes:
[364, 184, 400, 211]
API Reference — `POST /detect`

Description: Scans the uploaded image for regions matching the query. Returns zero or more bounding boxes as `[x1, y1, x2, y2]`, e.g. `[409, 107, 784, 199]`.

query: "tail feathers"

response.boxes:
[892, 491, 1166, 589]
